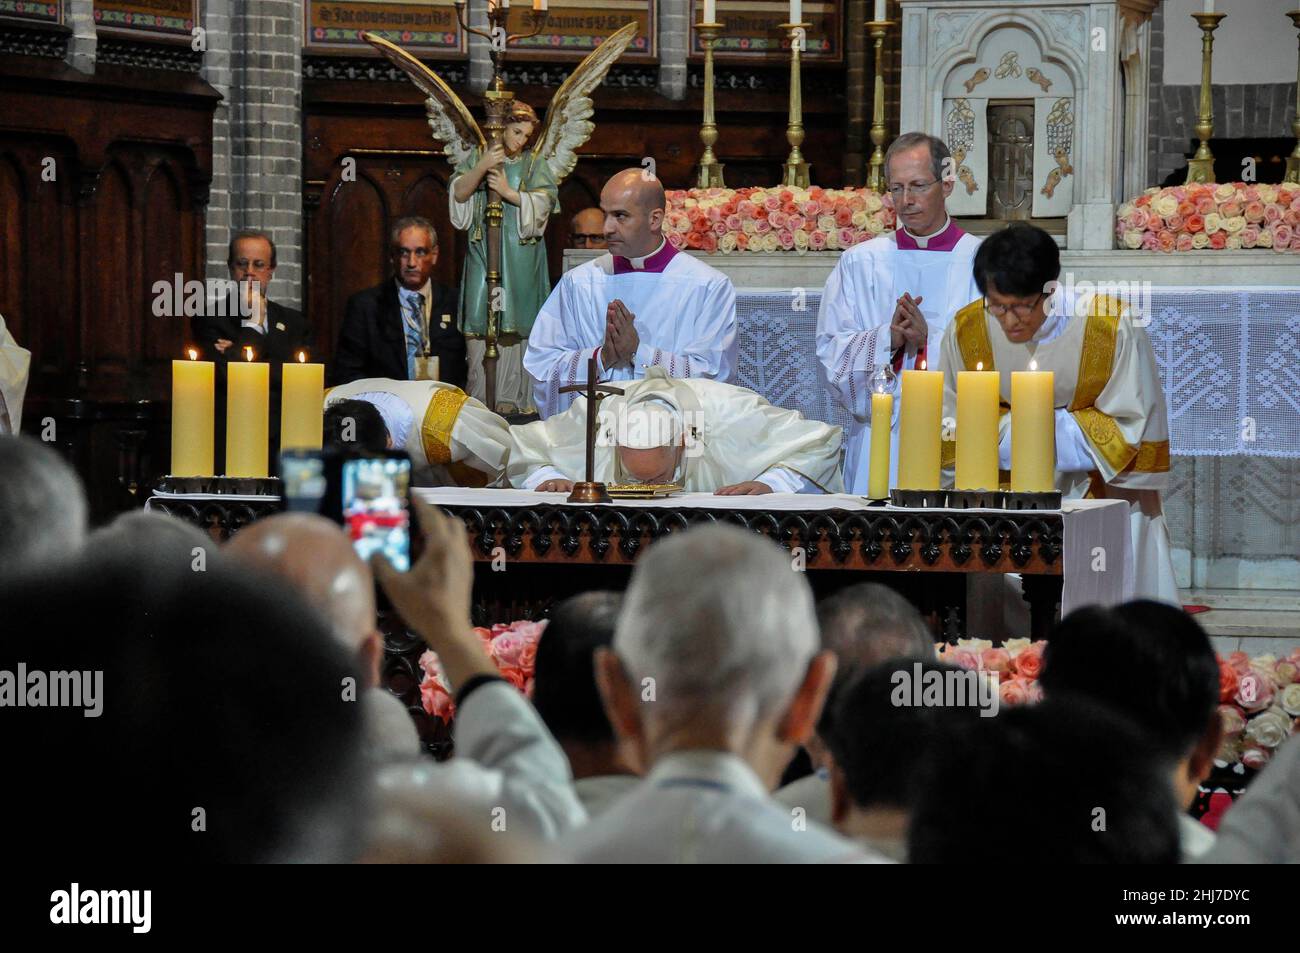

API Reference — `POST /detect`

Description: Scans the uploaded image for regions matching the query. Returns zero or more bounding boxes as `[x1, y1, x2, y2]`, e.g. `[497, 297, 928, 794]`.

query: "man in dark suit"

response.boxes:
[330, 216, 468, 390]
[191, 230, 312, 469]
[193, 230, 312, 367]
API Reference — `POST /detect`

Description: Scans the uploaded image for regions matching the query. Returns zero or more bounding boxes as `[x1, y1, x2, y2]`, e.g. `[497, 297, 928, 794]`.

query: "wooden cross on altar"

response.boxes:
[558, 353, 624, 503]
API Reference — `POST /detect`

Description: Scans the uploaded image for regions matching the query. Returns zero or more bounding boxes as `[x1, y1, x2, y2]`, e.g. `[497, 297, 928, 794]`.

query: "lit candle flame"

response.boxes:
[187, 347, 198, 361]
[297, 350, 306, 363]
[919, 359, 927, 371]
[244, 346, 254, 362]
[976, 361, 983, 371]
[1029, 359, 1038, 371]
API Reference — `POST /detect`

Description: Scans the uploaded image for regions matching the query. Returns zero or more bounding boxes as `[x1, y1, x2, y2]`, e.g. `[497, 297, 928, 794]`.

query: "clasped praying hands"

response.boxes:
[601, 298, 640, 370]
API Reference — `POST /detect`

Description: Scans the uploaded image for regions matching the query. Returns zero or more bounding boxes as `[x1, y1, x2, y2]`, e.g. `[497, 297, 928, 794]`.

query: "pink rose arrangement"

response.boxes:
[418, 619, 548, 723]
[1215, 648, 1300, 769]
[662, 186, 894, 255]
[935, 637, 1045, 706]
[1117, 183, 1300, 253]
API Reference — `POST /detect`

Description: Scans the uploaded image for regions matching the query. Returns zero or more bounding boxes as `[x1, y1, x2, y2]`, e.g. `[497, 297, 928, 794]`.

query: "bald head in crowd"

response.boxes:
[227, 513, 383, 688]
[599, 168, 667, 260]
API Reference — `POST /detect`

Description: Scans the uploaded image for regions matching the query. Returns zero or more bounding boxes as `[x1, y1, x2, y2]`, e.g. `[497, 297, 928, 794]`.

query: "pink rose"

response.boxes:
[667, 232, 686, 250]
[1275, 660, 1298, 685]
[1171, 186, 1188, 202]
[1157, 230, 1176, 252]
[1209, 232, 1227, 250]
[420, 680, 455, 721]
[755, 217, 772, 234]
[1271, 223, 1292, 250]
[706, 206, 722, 223]
[838, 227, 855, 248]
[699, 232, 718, 252]
[519, 640, 539, 674]
[1228, 651, 1252, 675]
[1241, 746, 1271, 771]
[999, 677, 1029, 706]
[1165, 214, 1183, 232]
[801, 200, 821, 218]
[1218, 704, 1246, 738]
[1176, 233, 1195, 252]
[1234, 672, 1275, 712]
[768, 210, 788, 229]
[980, 648, 1011, 674]
[711, 220, 728, 237]
[725, 214, 742, 231]
[1012, 642, 1045, 679]
[786, 214, 806, 231]
[1241, 225, 1260, 248]
[737, 200, 757, 217]
[1184, 213, 1205, 233]
[1142, 232, 1160, 251]
[1264, 204, 1283, 225]
[834, 206, 854, 228]
[763, 196, 781, 212]
[500, 667, 527, 691]
[808, 230, 827, 251]
[778, 229, 795, 251]
[950, 648, 980, 671]
[1025, 680, 1044, 704]
[490, 633, 525, 668]
[1219, 200, 1243, 217]
[1284, 209, 1300, 228]
[1244, 201, 1267, 223]
[1195, 196, 1216, 216]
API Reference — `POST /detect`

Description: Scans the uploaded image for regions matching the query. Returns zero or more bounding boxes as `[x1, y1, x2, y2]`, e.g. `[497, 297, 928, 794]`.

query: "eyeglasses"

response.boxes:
[886, 180, 941, 199]
[984, 293, 1047, 319]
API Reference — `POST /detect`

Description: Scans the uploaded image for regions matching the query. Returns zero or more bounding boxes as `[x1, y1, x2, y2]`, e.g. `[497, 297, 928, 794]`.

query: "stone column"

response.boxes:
[659, 0, 688, 101]
[63, 0, 96, 74]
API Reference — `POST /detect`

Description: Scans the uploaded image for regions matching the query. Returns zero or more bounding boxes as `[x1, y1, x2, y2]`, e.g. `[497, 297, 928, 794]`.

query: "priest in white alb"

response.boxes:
[0, 312, 31, 435]
[817, 133, 982, 493]
[524, 169, 737, 419]
[508, 367, 843, 495]
[325, 378, 511, 487]
[938, 224, 1179, 603]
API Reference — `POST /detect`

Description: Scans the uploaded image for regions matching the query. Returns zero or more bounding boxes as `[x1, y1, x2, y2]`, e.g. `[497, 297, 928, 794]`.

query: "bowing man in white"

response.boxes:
[564, 524, 889, 863]
[509, 367, 844, 495]
[325, 378, 511, 488]
[816, 133, 982, 493]
[937, 225, 1179, 604]
[524, 169, 737, 419]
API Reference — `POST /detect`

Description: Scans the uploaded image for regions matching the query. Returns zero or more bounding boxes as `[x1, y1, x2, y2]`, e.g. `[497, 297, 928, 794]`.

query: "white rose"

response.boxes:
[1244, 708, 1291, 749]
[1279, 683, 1300, 717]
[1123, 230, 1144, 250]
[1192, 231, 1210, 249]
[1002, 638, 1031, 658]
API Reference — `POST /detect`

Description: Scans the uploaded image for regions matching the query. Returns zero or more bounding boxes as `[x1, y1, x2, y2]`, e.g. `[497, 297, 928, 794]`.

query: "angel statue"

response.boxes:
[363, 24, 639, 415]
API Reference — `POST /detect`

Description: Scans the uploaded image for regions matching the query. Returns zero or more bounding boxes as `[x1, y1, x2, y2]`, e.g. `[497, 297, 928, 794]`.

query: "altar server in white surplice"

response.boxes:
[816, 133, 982, 494]
[508, 367, 843, 495]
[0, 313, 32, 434]
[937, 225, 1179, 604]
[524, 169, 737, 419]
[325, 378, 511, 488]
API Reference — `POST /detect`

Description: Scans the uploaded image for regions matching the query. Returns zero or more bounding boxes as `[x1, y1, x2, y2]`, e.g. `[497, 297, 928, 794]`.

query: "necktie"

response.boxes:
[403, 292, 425, 379]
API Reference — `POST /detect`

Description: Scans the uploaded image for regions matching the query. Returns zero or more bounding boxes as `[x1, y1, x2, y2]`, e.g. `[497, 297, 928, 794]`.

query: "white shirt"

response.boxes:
[1200, 736, 1300, 863]
[1179, 812, 1217, 862]
[563, 750, 888, 863]
[573, 774, 640, 819]
[816, 227, 982, 494]
[525, 250, 738, 418]
[375, 681, 587, 841]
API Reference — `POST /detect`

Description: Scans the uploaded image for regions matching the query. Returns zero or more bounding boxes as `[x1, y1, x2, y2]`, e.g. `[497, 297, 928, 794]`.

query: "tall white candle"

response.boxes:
[1202, 0, 1214, 13]
[790, 0, 801, 25]
[532, 0, 547, 11]
[704, 0, 716, 23]
[875, 0, 886, 21]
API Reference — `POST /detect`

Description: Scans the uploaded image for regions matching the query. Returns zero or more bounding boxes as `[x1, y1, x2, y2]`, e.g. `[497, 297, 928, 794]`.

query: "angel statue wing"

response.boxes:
[529, 21, 639, 186]
[362, 31, 486, 168]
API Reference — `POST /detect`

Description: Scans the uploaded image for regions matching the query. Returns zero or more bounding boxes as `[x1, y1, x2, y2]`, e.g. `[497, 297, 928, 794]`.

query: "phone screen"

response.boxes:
[341, 456, 411, 572]
[281, 454, 327, 512]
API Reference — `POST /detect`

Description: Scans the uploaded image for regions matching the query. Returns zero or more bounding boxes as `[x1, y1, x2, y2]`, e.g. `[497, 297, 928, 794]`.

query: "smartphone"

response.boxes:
[340, 454, 412, 572]
[280, 449, 412, 571]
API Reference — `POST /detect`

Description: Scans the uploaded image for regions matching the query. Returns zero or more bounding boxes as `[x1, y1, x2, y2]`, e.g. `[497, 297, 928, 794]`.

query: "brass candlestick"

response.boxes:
[696, 21, 726, 188]
[1285, 10, 1300, 184]
[454, 0, 549, 410]
[1185, 11, 1226, 185]
[865, 18, 894, 192]
[781, 22, 812, 188]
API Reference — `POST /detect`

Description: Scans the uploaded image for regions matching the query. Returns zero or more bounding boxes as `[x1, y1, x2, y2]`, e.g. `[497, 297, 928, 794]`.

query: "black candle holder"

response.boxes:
[157, 475, 282, 496]
[1002, 490, 1062, 511]
[948, 489, 1006, 509]
[890, 488, 947, 508]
